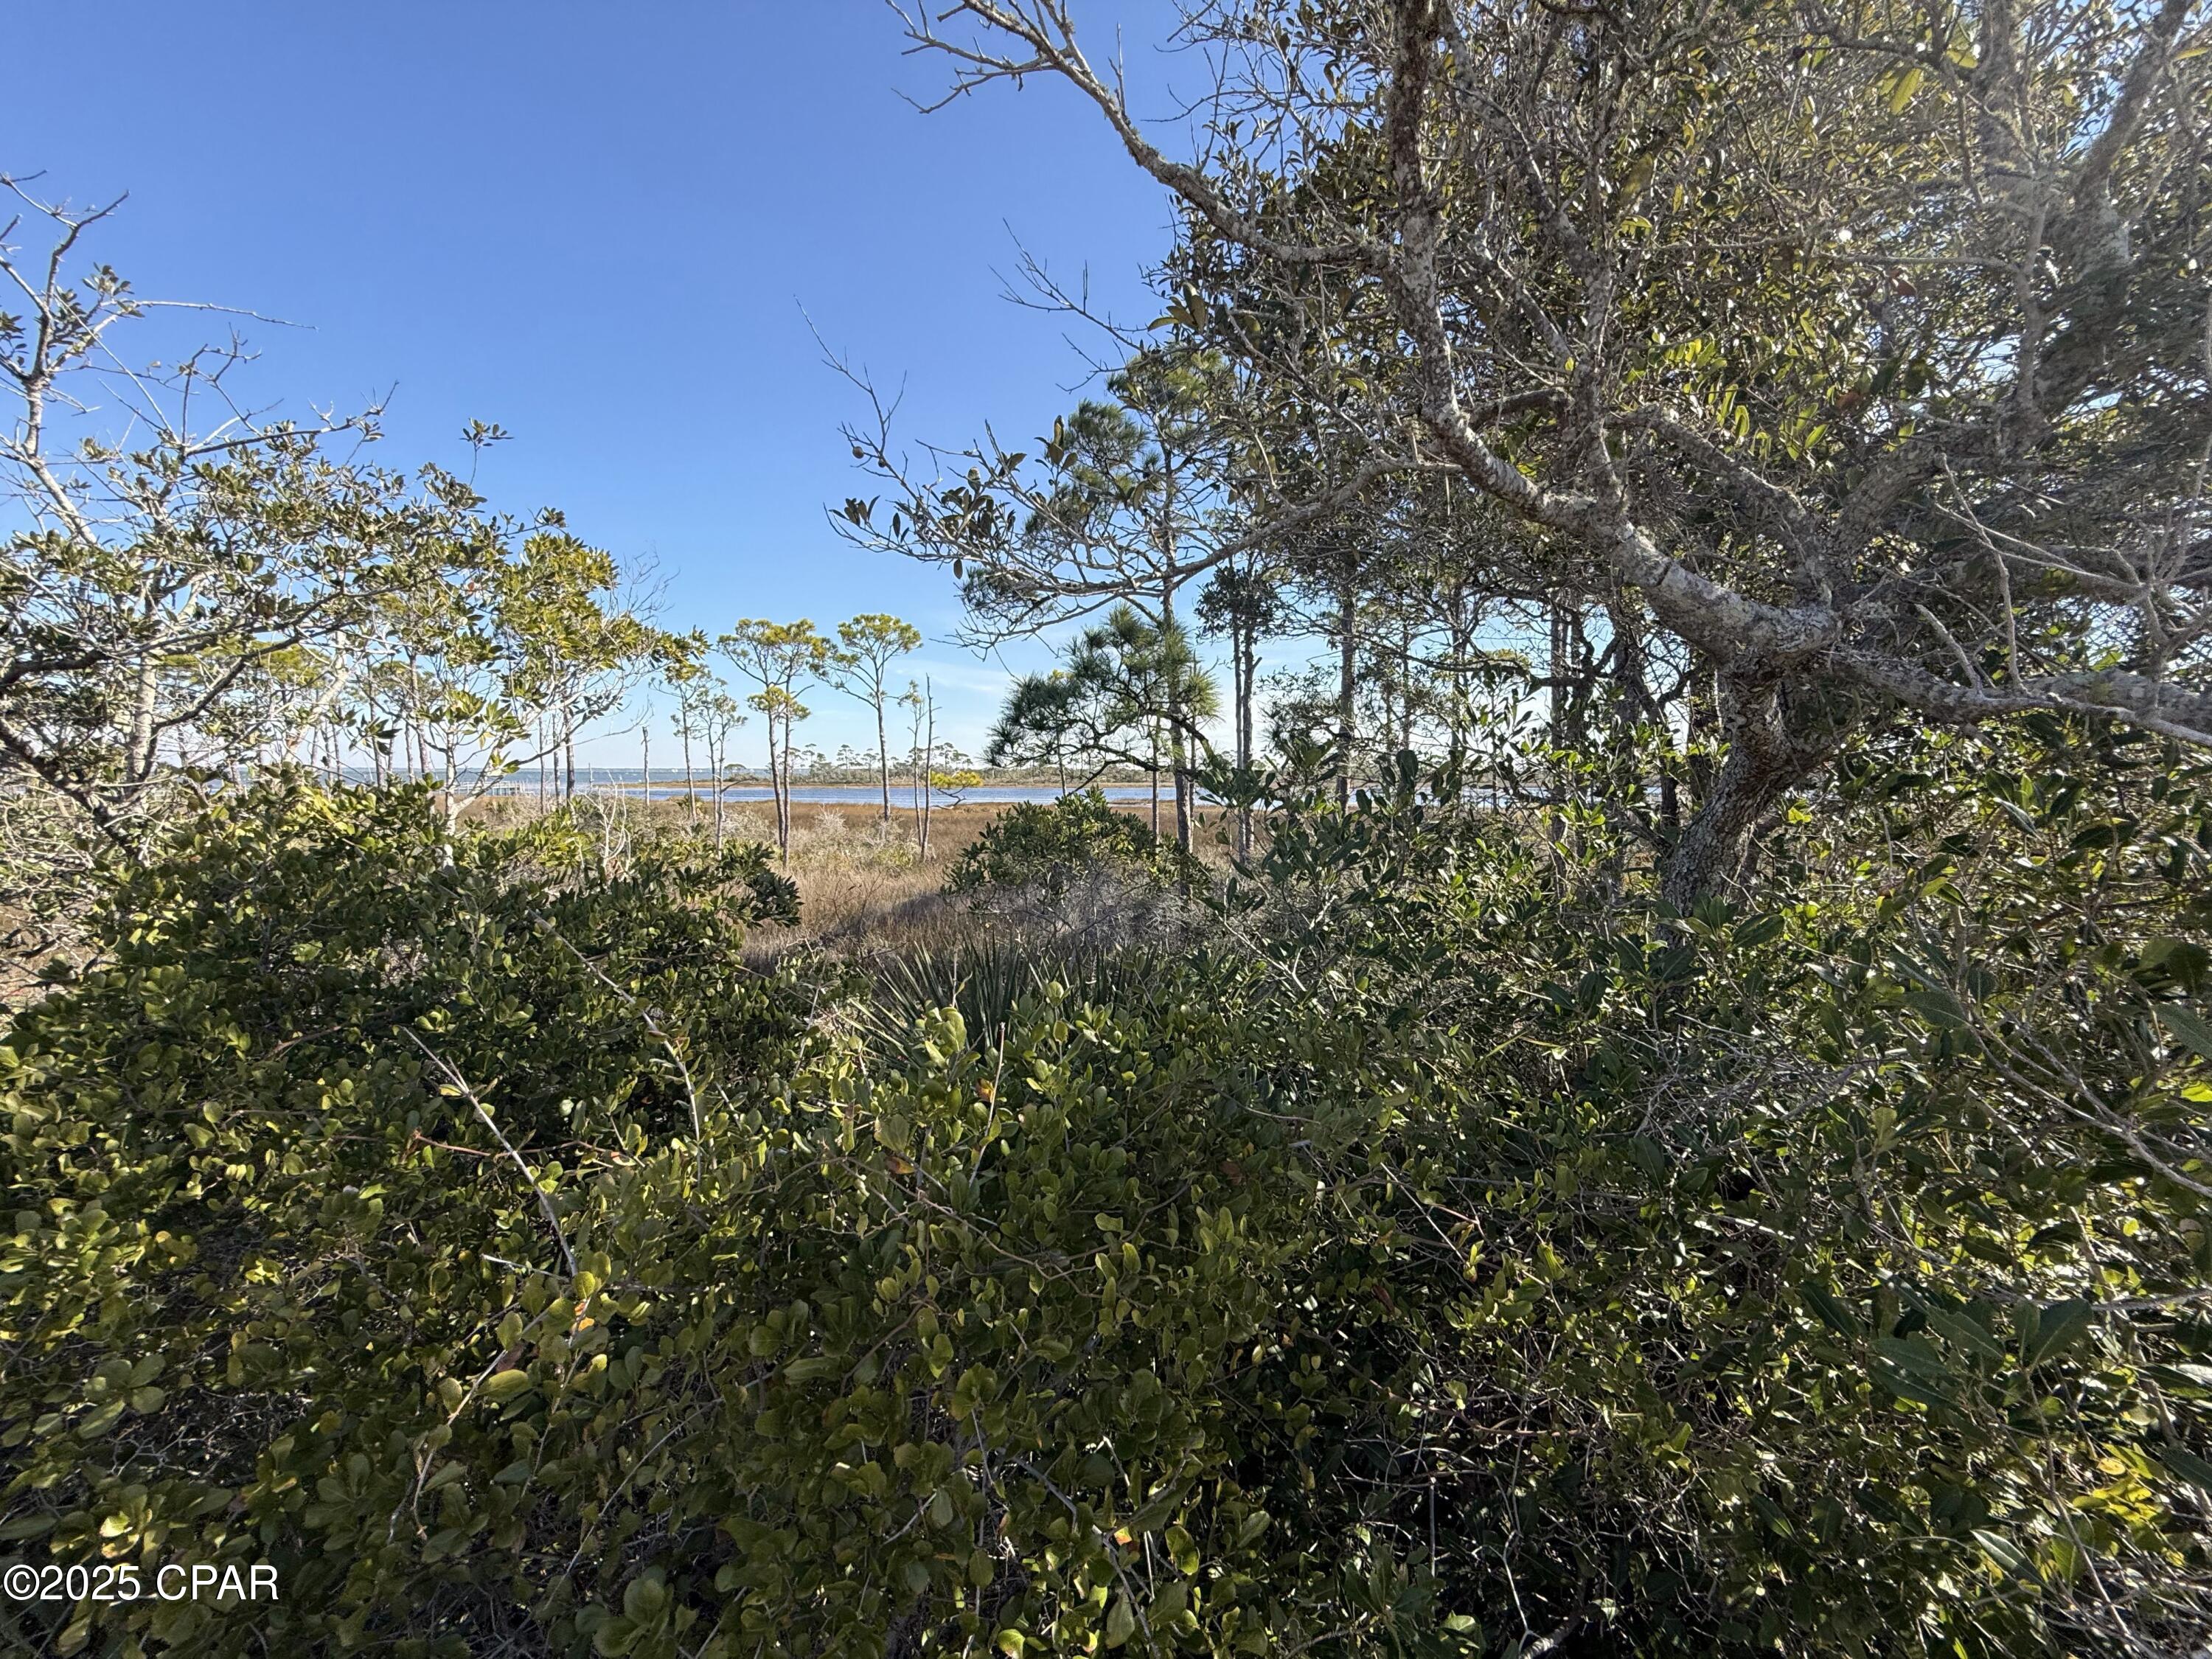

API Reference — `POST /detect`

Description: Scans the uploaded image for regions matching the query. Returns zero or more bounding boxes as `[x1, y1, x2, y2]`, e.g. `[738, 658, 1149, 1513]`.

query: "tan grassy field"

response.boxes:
[471, 789, 1242, 961]
[734, 800, 1004, 959]
[740, 799, 1235, 960]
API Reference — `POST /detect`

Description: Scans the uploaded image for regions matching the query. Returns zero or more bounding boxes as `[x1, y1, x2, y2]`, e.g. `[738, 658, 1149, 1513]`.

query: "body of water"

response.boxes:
[654, 784, 1157, 807]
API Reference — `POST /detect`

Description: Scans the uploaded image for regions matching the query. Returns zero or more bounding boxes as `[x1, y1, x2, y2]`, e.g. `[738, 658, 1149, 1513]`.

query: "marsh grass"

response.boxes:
[742, 799, 1236, 963]
[470, 790, 1238, 967]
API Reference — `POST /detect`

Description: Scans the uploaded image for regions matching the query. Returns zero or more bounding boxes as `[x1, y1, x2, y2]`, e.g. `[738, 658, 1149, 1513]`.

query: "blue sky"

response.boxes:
[5, 1, 1204, 767]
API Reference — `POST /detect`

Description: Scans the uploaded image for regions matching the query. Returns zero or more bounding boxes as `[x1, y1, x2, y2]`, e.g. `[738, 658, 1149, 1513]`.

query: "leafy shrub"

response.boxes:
[4, 745, 2211, 1658]
[0, 783, 1355, 1658]
[0, 784, 825, 1653]
[945, 789, 1185, 896]
[1192, 734, 2212, 1656]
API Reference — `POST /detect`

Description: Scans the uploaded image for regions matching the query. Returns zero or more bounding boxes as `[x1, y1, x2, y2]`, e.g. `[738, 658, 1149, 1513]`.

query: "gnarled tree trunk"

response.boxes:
[1661, 671, 1834, 910]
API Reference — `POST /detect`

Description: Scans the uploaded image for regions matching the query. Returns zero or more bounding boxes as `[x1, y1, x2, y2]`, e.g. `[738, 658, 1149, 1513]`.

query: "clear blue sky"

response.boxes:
[5, 1, 1200, 768]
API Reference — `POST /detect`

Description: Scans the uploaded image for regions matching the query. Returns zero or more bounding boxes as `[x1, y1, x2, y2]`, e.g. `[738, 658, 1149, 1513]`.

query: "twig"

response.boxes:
[541, 921, 705, 1142]
[403, 1027, 578, 1279]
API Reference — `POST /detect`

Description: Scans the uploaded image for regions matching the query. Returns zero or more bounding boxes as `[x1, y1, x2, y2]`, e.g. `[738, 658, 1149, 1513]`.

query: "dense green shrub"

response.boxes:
[1196, 734, 2212, 1655]
[0, 785, 823, 1653]
[0, 784, 1360, 1658]
[4, 747, 2211, 1657]
[944, 790, 1186, 897]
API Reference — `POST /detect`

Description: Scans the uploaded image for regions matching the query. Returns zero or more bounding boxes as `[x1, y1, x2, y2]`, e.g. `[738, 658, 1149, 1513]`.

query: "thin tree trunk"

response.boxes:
[767, 715, 785, 862]
[1448, 611, 1475, 751]
[1548, 606, 1568, 741]
[1377, 639, 1399, 763]
[299, 666, 350, 783]
[1175, 760, 1194, 860]
[712, 732, 726, 849]
[1336, 570, 1357, 810]
[1546, 603, 1572, 844]
[125, 651, 159, 787]
[920, 689, 934, 862]
[1237, 617, 1256, 860]
[1161, 586, 1193, 856]
[1398, 619, 1416, 752]
[1149, 720, 1161, 838]
[876, 694, 891, 823]
[1606, 596, 1673, 841]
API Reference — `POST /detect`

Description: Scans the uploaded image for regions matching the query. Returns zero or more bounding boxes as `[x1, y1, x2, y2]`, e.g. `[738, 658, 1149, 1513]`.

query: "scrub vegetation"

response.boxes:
[6, 3, 2212, 1656]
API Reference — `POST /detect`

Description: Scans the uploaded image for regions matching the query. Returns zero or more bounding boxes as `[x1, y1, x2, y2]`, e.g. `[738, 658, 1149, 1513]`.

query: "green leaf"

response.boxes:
[1799, 1279, 1858, 1337]
[2157, 1444, 2212, 1493]
[1879, 1371, 1955, 1411]
[1971, 1528, 2029, 1576]
[1903, 987, 1967, 1029]
[2022, 1300, 2095, 1368]
[1877, 1336, 1949, 1380]
[2140, 939, 2211, 993]
[1920, 1304, 2005, 1361]
[1733, 913, 1785, 949]
[1103, 1594, 1136, 1648]
[2157, 1004, 2212, 1062]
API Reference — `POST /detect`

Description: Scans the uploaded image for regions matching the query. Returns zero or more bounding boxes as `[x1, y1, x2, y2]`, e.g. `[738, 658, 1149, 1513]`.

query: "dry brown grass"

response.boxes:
[739, 801, 1074, 961]
[745, 803, 975, 960]
[467, 790, 1242, 964]
[742, 799, 1239, 962]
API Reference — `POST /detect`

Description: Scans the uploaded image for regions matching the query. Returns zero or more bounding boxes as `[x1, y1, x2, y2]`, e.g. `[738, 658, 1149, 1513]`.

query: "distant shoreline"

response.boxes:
[587, 782, 1164, 807]
[345, 766, 1158, 791]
